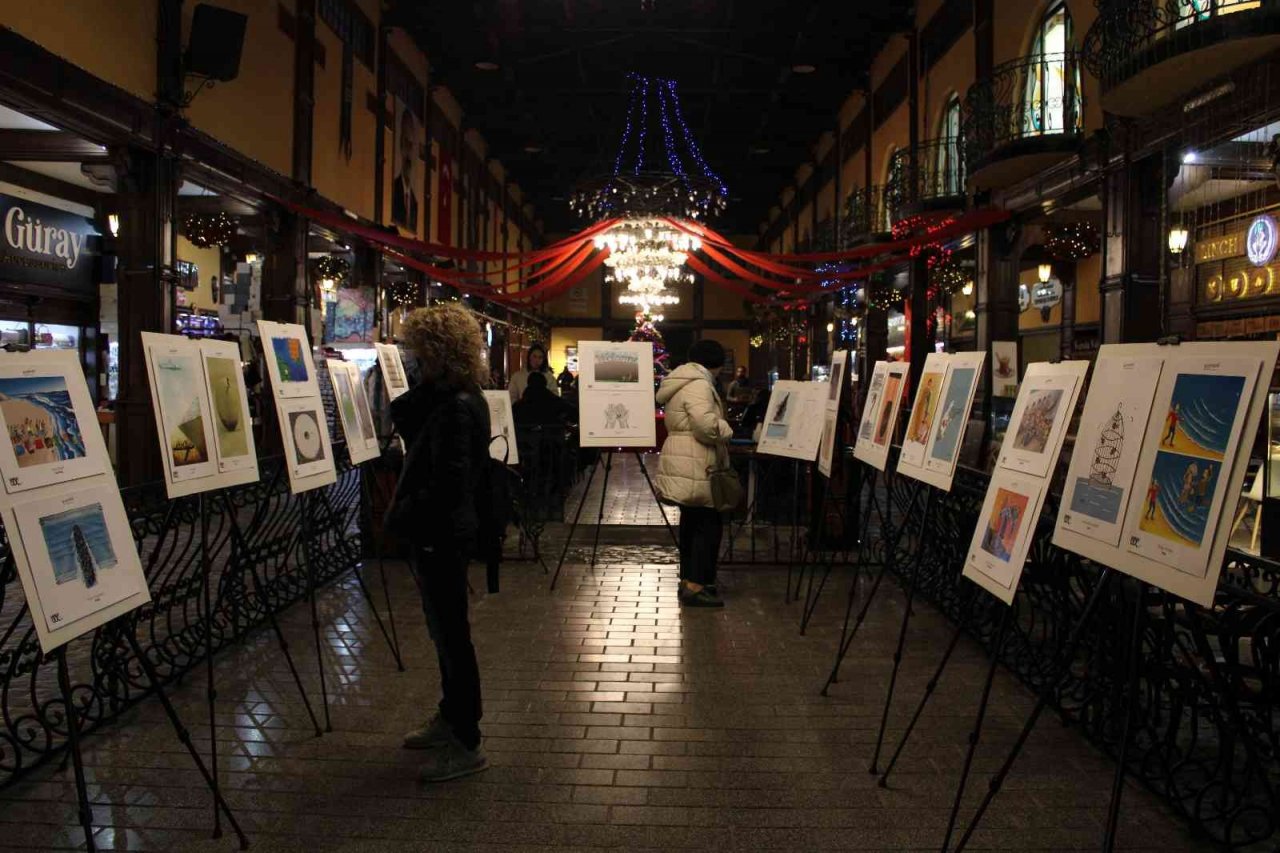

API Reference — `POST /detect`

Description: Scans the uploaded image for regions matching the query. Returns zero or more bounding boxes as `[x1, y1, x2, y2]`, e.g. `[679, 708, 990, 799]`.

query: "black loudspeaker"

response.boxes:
[186, 4, 248, 82]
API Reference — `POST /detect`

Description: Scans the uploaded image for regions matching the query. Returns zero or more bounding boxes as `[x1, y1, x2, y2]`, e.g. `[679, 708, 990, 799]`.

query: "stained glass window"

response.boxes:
[1022, 3, 1081, 137]
[935, 97, 962, 196]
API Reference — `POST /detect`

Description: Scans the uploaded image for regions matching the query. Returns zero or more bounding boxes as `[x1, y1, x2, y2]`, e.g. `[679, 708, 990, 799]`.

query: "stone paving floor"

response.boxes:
[0, 528, 1211, 852]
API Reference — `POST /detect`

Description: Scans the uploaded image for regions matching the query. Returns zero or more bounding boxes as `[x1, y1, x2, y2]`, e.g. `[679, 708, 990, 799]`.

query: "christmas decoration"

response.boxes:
[927, 248, 967, 294]
[387, 280, 420, 309]
[629, 312, 671, 376]
[865, 274, 902, 311]
[311, 255, 351, 285]
[181, 212, 236, 248]
[570, 74, 728, 222]
[1045, 222, 1099, 261]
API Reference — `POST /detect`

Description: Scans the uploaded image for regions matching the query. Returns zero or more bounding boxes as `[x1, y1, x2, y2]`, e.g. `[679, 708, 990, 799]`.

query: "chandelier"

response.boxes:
[571, 74, 728, 222]
[598, 218, 697, 309]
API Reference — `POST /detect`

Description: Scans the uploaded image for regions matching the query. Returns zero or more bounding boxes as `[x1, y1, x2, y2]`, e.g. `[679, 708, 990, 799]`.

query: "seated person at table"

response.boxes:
[513, 372, 574, 427]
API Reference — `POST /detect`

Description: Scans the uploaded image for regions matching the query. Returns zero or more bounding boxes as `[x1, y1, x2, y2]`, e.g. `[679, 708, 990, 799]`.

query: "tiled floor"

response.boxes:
[0, 524, 1209, 851]
[566, 453, 681, 527]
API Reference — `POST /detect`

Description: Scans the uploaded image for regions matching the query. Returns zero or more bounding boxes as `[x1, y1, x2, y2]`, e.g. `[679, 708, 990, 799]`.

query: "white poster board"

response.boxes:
[853, 361, 908, 472]
[577, 341, 657, 448]
[817, 350, 849, 477]
[142, 333, 220, 498]
[902, 351, 986, 492]
[1053, 341, 1278, 606]
[757, 380, 825, 461]
[898, 352, 951, 472]
[328, 361, 380, 465]
[259, 320, 321, 400]
[482, 389, 520, 464]
[0, 350, 110, 495]
[199, 338, 259, 487]
[1055, 353, 1164, 548]
[374, 342, 410, 401]
[963, 360, 1088, 606]
[997, 361, 1089, 479]
[0, 350, 149, 653]
[991, 340, 1019, 398]
[258, 322, 337, 493]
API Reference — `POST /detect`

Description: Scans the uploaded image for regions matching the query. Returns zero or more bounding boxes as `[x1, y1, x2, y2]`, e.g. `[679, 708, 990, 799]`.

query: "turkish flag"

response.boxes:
[437, 146, 453, 246]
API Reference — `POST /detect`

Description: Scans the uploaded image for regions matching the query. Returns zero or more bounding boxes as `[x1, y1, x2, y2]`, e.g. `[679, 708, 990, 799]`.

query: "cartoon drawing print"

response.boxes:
[1012, 388, 1065, 454]
[1138, 451, 1221, 548]
[604, 403, 631, 430]
[906, 371, 942, 444]
[0, 376, 87, 469]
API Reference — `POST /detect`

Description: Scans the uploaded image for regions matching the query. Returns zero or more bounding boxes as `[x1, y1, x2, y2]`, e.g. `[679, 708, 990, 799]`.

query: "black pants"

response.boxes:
[410, 545, 482, 749]
[678, 506, 723, 586]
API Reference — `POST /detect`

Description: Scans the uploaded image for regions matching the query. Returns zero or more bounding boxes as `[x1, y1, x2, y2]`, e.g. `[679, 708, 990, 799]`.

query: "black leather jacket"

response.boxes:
[388, 379, 491, 547]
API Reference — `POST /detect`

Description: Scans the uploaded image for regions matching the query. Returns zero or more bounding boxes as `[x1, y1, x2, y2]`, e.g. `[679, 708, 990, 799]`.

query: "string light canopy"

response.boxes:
[1044, 222, 1100, 261]
[311, 255, 351, 285]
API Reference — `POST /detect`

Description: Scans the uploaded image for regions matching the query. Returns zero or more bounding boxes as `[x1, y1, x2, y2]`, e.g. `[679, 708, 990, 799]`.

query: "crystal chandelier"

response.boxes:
[598, 218, 698, 309]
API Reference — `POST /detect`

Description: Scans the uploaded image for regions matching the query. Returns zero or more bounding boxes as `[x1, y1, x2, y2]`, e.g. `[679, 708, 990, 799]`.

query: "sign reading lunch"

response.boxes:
[0, 195, 98, 294]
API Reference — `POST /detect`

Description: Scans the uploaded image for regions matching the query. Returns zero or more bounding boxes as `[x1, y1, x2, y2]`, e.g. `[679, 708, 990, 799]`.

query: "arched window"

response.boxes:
[1022, 3, 1081, 136]
[935, 96, 962, 195]
[883, 147, 905, 229]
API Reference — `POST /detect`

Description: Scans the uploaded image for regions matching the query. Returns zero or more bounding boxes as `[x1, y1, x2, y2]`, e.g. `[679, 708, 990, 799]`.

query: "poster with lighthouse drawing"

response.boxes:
[1123, 355, 1261, 578]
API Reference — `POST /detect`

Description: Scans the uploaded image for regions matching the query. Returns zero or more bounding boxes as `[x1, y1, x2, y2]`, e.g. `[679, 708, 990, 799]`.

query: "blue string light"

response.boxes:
[634, 77, 649, 175]
[655, 77, 686, 182]
[664, 79, 728, 198]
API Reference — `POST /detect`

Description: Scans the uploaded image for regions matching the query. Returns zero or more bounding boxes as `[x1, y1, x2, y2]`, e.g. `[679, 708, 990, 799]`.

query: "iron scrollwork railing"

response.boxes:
[961, 50, 1084, 169]
[879, 458, 1280, 849]
[0, 453, 363, 789]
[1083, 0, 1279, 91]
[883, 138, 967, 224]
[840, 186, 890, 245]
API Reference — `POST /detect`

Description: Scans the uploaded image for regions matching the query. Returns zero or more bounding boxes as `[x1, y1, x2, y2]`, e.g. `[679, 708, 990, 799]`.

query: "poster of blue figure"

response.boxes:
[929, 367, 977, 465]
[1156, 372, 1245, 461]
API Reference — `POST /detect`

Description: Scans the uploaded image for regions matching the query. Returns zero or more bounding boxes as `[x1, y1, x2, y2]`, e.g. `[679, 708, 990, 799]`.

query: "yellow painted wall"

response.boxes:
[182, 0, 295, 177]
[1075, 252, 1102, 323]
[175, 236, 222, 311]
[1018, 267, 1064, 330]
[712, 329, 750, 379]
[549, 326, 603, 375]
[923, 30, 973, 140]
[311, 0, 379, 221]
[703, 281, 748, 321]
[8, 0, 157, 101]
[382, 30, 430, 238]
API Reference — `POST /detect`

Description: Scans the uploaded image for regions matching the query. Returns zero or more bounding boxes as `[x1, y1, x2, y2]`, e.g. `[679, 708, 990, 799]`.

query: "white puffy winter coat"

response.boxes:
[655, 363, 734, 508]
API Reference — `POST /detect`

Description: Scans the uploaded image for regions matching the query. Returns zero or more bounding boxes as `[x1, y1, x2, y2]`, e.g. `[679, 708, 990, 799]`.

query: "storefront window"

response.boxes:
[1022, 3, 1081, 137]
[935, 97, 962, 196]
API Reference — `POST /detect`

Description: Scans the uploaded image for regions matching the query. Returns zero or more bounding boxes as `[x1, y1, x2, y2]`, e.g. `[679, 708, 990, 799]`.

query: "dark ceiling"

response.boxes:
[393, 0, 913, 235]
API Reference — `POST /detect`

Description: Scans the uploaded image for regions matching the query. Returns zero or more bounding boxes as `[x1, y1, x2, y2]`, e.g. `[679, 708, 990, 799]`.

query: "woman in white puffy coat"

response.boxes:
[655, 339, 735, 608]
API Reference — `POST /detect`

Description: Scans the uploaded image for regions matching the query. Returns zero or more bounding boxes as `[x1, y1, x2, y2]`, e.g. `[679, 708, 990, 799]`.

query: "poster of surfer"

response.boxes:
[1124, 356, 1261, 578]
[0, 350, 108, 495]
[578, 341, 656, 448]
[1055, 355, 1163, 547]
[757, 380, 825, 461]
[5, 482, 149, 652]
[997, 361, 1088, 479]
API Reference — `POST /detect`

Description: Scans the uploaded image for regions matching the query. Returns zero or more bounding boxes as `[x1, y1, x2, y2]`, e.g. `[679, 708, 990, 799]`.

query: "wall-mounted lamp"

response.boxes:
[961, 280, 974, 297]
[107, 213, 120, 237]
[245, 252, 260, 264]
[1168, 226, 1189, 255]
[825, 322, 834, 333]
[1037, 263, 1052, 284]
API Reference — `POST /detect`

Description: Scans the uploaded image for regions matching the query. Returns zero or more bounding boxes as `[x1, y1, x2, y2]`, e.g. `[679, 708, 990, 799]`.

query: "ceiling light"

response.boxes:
[1182, 150, 1197, 164]
[475, 61, 500, 71]
[524, 143, 543, 154]
[792, 63, 817, 74]
[749, 144, 771, 155]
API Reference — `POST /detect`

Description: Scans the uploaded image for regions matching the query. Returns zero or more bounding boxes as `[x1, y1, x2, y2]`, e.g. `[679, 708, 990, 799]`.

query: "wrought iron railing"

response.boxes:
[962, 50, 1084, 169]
[873, 453, 1279, 849]
[840, 186, 891, 245]
[884, 138, 967, 223]
[1083, 0, 1280, 91]
[0, 454, 363, 788]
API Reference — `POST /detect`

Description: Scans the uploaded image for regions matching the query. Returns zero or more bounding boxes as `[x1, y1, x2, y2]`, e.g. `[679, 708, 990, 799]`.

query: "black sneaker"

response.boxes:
[679, 588, 725, 608]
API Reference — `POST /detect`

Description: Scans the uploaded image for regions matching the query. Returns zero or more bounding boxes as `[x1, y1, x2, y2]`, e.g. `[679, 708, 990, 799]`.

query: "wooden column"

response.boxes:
[906, 29, 928, 392]
[1101, 154, 1164, 344]
[974, 225, 1020, 392]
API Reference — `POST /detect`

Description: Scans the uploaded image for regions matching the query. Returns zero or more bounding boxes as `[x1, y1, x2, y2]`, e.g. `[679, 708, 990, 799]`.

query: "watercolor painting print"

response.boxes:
[980, 487, 1031, 563]
[929, 367, 977, 465]
[289, 410, 326, 465]
[906, 370, 944, 446]
[593, 350, 641, 383]
[350, 374, 377, 441]
[203, 354, 250, 459]
[272, 335, 310, 384]
[0, 375, 86, 470]
[766, 391, 792, 439]
[1137, 450, 1222, 549]
[859, 370, 885, 442]
[874, 374, 902, 446]
[1155, 372, 1246, 462]
[152, 352, 212, 468]
[1012, 388, 1064, 454]
[40, 502, 117, 588]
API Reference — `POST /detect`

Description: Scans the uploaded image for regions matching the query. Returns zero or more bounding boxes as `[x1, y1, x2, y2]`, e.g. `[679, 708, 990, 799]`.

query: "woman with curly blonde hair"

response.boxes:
[387, 302, 492, 782]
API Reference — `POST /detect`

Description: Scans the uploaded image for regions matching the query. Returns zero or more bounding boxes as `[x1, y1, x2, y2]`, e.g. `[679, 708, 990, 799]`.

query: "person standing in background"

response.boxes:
[508, 342, 558, 402]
